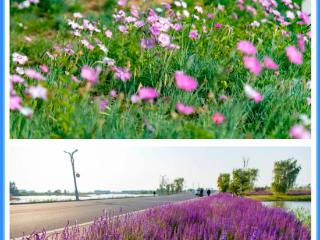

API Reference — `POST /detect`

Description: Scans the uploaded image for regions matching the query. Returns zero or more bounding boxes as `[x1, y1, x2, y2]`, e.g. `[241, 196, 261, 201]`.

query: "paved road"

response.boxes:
[10, 193, 195, 238]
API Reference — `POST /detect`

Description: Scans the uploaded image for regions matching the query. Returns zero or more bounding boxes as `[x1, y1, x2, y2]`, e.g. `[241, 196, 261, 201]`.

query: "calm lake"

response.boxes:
[263, 201, 311, 212]
[11, 193, 154, 204]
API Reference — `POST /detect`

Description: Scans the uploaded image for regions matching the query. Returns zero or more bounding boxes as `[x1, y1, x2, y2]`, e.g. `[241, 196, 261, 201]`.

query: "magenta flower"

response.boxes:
[214, 23, 221, 29]
[297, 34, 305, 52]
[138, 87, 158, 100]
[237, 40, 257, 55]
[243, 56, 262, 75]
[114, 67, 131, 82]
[286, 46, 303, 65]
[189, 30, 199, 40]
[211, 112, 225, 125]
[99, 99, 109, 111]
[176, 103, 194, 115]
[290, 125, 311, 139]
[244, 84, 263, 103]
[81, 65, 101, 84]
[175, 71, 198, 92]
[141, 38, 155, 49]
[25, 69, 46, 81]
[40, 65, 49, 73]
[263, 56, 278, 70]
[28, 86, 48, 100]
[10, 96, 22, 110]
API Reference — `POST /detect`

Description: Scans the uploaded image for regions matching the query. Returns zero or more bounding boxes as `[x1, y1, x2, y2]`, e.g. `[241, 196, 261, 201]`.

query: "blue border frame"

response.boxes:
[0, 1, 318, 240]
[317, 0, 319, 238]
[0, 0, 4, 239]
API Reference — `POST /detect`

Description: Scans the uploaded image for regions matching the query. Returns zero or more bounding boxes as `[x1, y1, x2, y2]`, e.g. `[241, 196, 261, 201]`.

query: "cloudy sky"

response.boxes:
[10, 142, 310, 192]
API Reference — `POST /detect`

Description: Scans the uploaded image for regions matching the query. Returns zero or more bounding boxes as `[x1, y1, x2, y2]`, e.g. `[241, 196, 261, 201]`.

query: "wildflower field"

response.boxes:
[24, 194, 310, 240]
[10, 0, 311, 138]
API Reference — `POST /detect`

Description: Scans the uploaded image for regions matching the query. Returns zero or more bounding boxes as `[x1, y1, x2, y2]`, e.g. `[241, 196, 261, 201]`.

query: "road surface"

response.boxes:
[10, 193, 195, 238]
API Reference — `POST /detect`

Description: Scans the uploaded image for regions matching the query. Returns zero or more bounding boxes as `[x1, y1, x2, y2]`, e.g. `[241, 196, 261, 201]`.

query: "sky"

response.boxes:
[10, 142, 310, 192]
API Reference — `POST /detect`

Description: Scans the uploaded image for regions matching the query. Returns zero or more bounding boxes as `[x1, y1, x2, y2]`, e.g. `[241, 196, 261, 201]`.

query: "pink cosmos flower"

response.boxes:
[105, 30, 113, 38]
[263, 56, 278, 70]
[172, 24, 182, 31]
[28, 85, 48, 100]
[176, 103, 194, 115]
[207, 13, 214, 19]
[158, 33, 171, 47]
[71, 76, 81, 83]
[118, 25, 128, 33]
[290, 125, 310, 139]
[10, 96, 22, 110]
[81, 65, 101, 84]
[12, 52, 28, 65]
[214, 23, 221, 29]
[40, 65, 49, 73]
[211, 112, 225, 125]
[138, 87, 158, 100]
[175, 71, 198, 92]
[286, 46, 303, 64]
[135, 20, 145, 28]
[114, 67, 131, 82]
[109, 90, 118, 98]
[219, 94, 228, 102]
[244, 84, 263, 103]
[189, 30, 199, 40]
[25, 69, 46, 81]
[117, 0, 126, 7]
[243, 56, 262, 75]
[237, 41, 257, 55]
[131, 94, 140, 103]
[99, 99, 109, 111]
[10, 74, 24, 83]
[297, 34, 305, 52]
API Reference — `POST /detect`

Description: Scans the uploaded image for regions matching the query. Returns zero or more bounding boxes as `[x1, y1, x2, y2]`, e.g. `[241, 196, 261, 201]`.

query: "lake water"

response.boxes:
[263, 201, 311, 212]
[11, 193, 154, 204]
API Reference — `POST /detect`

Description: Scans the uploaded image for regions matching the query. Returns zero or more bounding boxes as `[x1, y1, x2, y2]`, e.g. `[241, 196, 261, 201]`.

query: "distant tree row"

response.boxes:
[158, 176, 185, 195]
[217, 158, 301, 195]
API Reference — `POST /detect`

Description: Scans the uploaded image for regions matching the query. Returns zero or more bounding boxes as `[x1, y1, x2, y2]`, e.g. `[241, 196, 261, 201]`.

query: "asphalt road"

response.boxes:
[10, 193, 195, 238]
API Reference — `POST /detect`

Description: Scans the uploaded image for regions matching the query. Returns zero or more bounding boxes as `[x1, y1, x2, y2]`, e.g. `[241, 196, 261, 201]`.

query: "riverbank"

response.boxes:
[247, 194, 311, 201]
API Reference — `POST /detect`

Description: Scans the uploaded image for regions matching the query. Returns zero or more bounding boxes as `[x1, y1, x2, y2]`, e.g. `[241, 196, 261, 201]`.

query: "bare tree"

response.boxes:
[64, 149, 80, 201]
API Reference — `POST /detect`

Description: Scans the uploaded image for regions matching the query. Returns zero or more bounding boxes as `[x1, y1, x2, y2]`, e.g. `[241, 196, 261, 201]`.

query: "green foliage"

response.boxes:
[271, 158, 301, 194]
[10, 181, 19, 196]
[217, 173, 230, 192]
[229, 168, 259, 195]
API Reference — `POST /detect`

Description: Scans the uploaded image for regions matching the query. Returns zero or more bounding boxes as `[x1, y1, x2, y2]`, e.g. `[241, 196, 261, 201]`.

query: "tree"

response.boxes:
[173, 178, 184, 193]
[229, 168, 258, 195]
[271, 158, 301, 194]
[10, 182, 19, 196]
[217, 173, 230, 192]
[158, 175, 168, 194]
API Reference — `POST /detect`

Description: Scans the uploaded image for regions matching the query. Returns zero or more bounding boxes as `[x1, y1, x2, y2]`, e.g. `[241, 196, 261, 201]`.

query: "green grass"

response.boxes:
[247, 194, 311, 201]
[10, 0, 311, 138]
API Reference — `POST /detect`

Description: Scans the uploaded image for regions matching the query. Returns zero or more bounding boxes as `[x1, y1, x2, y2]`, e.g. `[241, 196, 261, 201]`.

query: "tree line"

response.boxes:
[217, 158, 302, 195]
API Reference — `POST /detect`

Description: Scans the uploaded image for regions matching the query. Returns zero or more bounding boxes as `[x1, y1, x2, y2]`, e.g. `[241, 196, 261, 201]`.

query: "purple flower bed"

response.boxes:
[25, 193, 310, 240]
